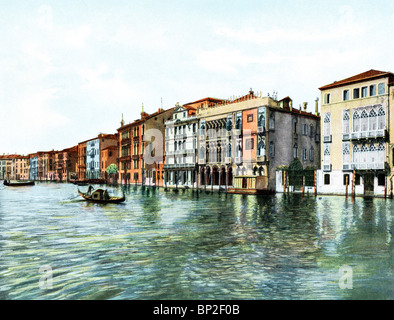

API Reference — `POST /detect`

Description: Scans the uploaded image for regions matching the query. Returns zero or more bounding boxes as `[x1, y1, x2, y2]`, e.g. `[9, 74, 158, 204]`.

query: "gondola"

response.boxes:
[3, 180, 35, 187]
[78, 186, 125, 203]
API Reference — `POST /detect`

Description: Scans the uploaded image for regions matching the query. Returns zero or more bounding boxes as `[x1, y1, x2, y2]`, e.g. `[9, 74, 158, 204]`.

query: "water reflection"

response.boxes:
[0, 184, 393, 299]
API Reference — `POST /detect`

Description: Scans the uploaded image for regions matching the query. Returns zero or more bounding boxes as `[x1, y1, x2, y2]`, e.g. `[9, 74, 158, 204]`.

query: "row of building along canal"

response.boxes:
[2, 69, 394, 199]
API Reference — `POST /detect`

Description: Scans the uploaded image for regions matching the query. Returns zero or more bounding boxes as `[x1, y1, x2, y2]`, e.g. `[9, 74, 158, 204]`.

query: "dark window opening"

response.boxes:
[378, 174, 386, 186]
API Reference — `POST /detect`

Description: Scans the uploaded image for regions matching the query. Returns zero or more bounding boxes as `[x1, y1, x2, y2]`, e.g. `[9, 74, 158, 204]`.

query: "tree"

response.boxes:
[106, 163, 118, 174]
[106, 164, 118, 184]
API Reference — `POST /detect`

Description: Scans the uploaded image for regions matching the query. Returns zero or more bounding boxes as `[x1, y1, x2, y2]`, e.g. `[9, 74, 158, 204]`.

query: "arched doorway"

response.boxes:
[206, 167, 211, 186]
[200, 168, 205, 185]
[227, 167, 233, 186]
[220, 166, 226, 186]
[212, 166, 219, 185]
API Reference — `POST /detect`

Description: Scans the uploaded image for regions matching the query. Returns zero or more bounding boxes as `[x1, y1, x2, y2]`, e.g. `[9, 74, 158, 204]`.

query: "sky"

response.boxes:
[1, 0, 394, 155]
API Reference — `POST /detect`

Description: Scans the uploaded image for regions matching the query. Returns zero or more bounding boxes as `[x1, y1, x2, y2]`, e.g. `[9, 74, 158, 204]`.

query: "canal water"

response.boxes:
[0, 182, 393, 300]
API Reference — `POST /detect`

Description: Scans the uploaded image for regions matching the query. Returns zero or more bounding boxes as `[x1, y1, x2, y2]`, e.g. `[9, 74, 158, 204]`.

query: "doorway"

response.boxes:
[364, 173, 374, 197]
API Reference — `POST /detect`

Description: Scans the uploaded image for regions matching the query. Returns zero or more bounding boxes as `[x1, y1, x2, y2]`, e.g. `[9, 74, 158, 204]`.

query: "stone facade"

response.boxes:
[317, 69, 394, 197]
[164, 103, 198, 188]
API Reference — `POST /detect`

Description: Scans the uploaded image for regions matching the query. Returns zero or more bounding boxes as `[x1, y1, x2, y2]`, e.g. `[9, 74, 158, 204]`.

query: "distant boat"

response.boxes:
[78, 186, 125, 203]
[4, 180, 35, 187]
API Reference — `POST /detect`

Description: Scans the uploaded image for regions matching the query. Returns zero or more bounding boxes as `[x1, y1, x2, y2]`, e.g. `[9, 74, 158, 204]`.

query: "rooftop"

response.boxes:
[319, 69, 394, 90]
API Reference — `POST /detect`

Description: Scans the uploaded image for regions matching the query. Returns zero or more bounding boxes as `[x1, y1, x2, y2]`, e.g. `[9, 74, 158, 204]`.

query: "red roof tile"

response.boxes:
[319, 69, 393, 90]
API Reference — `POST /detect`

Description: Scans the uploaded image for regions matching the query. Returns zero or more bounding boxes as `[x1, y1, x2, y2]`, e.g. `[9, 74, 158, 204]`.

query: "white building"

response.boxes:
[86, 138, 101, 180]
[164, 103, 198, 188]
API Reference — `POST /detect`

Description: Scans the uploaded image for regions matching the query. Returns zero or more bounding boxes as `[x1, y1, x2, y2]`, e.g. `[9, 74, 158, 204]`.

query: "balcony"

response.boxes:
[225, 157, 232, 164]
[342, 133, 350, 141]
[198, 159, 206, 165]
[164, 163, 196, 169]
[323, 135, 332, 143]
[350, 129, 386, 140]
[235, 156, 242, 165]
[323, 164, 332, 172]
[351, 162, 385, 170]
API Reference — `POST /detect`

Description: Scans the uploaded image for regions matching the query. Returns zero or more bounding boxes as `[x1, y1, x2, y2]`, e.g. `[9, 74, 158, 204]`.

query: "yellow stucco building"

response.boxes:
[318, 69, 394, 197]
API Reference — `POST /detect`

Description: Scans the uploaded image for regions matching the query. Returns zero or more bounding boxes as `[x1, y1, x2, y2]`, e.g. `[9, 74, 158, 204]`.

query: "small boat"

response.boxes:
[4, 180, 35, 187]
[78, 186, 125, 203]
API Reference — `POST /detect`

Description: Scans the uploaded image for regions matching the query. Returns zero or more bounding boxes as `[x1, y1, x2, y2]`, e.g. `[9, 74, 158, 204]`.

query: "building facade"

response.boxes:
[196, 90, 320, 193]
[143, 108, 174, 187]
[86, 138, 101, 180]
[0, 155, 30, 180]
[0, 157, 6, 180]
[317, 69, 394, 197]
[164, 102, 199, 188]
[29, 154, 38, 180]
[78, 134, 118, 181]
[100, 145, 119, 183]
[117, 116, 144, 185]
[54, 146, 78, 182]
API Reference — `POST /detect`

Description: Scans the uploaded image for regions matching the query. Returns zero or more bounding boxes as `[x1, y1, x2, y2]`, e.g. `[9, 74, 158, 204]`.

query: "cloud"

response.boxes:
[10, 88, 69, 131]
[215, 23, 365, 45]
[111, 25, 169, 51]
[37, 5, 53, 30]
[78, 65, 142, 106]
[195, 48, 256, 73]
[63, 25, 92, 48]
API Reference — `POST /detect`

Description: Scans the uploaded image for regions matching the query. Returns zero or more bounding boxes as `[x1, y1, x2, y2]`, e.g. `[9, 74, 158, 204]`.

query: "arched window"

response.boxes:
[353, 144, 360, 164]
[293, 143, 298, 159]
[361, 143, 368, 163]
[269, 141, 275, 158]
[378, 142, 386, 163]
[342, 143, 350, 164]
[361, 109, 368, 132]
[378, 106, 386, 130]
[257, 137, 265, 156]
[258, 113, 265, 128]
[369, 108, 378, 131]
[323, 144, 330, 165]
[323, 113, 330, 136]
[199, 146, 205, 159]
[369, 143, 377, 164]
[309, 147, 314, 162]
[353, 111, 360, 132]
[343, 110, 350, 134]
[269, 112, 275, 130]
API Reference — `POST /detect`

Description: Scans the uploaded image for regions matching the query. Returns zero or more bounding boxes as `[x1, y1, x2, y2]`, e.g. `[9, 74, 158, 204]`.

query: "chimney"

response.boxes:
[315, 98, 319, 115]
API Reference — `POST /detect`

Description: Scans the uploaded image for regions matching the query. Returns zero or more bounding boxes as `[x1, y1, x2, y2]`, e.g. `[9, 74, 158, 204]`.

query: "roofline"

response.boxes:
[78, 133, 117, 144]
[183, 97, 227, 106]
[319, 70, 394, 90]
